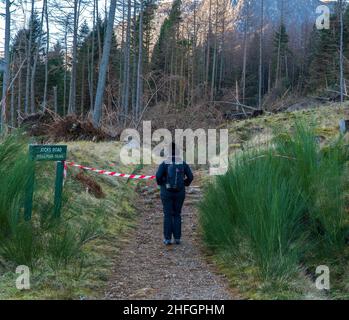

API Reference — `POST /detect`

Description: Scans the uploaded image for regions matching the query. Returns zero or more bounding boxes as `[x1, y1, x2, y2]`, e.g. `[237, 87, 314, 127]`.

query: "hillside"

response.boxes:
[226, 101, 349, 153]
[104, 101, 349, 300]
[1, 101, 349, 300]
[202, 101, 349, 300]
[0, 141, 138, 299]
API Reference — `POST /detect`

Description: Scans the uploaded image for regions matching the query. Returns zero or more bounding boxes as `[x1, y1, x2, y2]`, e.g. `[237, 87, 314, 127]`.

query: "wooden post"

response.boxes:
[54, 161, 65, 218]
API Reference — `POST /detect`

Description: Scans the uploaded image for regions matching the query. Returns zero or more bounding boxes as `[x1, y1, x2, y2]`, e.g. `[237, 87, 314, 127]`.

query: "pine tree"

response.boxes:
[143, 0, 157, 73]
[273, 23, 290, 88]
[151, 0, 181, 73]
[76, 20, 90, 115]
[307, 13, 340, 91]
[47, 43, 66, 114]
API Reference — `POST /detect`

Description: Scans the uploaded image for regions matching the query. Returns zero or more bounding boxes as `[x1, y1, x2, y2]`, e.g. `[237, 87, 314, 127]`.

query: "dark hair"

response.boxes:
[171, 142, 176, 156]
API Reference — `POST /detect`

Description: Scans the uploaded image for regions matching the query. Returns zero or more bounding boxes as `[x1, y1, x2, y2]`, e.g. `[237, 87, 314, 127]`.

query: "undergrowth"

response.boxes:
[0, 133, 136, 299]
[199, 122, 349, 298]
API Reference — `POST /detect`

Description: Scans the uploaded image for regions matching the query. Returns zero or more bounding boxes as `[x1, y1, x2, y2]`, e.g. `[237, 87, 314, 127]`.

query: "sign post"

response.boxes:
[24, 145, 67, 220]
[54, 160, 65, 218]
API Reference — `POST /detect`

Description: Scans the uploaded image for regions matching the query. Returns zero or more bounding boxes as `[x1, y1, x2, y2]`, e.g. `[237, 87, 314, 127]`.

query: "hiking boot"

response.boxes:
[163, 239, 172, 245]
[174, 239, 181, 245]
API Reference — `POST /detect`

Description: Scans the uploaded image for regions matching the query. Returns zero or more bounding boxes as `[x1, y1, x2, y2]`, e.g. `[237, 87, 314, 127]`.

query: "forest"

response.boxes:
[0, 0, 348, 132]
[1, 0, 349, 302]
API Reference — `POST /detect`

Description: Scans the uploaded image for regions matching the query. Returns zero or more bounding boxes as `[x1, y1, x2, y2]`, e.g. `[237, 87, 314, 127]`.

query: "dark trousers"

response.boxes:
[160, 190, 185, 240]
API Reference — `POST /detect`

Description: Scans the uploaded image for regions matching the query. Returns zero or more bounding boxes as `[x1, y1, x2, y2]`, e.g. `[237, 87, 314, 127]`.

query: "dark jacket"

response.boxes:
[156, 158, 193, 194]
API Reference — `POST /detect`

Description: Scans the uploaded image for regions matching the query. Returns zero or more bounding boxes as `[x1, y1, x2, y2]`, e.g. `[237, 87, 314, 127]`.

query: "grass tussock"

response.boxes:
[199, 122, 349, 295]
[0, 133, 136, 299]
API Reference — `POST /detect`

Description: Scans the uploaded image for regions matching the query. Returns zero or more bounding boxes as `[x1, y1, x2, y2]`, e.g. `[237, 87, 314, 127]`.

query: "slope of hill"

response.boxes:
[203, 101, 349, 300]
[1, 102, 349, 300]
[0, 142, 138, 299]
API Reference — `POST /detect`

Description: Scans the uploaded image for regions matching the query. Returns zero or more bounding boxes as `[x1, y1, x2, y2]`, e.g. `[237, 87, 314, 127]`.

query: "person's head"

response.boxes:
[164, 142, 182, 163]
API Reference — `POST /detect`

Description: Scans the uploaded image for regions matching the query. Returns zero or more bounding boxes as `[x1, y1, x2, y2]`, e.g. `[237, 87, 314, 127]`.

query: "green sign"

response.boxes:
[25, 145, 68, 220]
[29, 145, 67, 161]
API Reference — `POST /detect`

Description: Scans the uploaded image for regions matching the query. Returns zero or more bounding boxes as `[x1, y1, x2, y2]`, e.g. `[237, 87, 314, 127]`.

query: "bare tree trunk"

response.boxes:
[172, 23, 179, 106]
[242, 23, 247, 104]
[205, 0, 212, 97]
[339, 0, 344, 103]
[1, 0, 11, 130]
[42, 0, 49, 110]
[210, 0, 218, 102]
[96, 0, 102, 61]
[218, 3, 226, 93]
[30, 0, 46, 114]
[24, 0, 35, 114]
[118, 0, 126, 109]
[258, 0, 264, 110]
[10, 62, 15, 127]
[131, 0, 138, 117]
[268, 60, 271, 93]
[80, 56, 86, 116]
[53, 86, 58, 114]
[68, 0, 81, 114]
[169, 48, 173, 106]
[135, 0, 144, 122]
[89, 0, 96, 112]
[180, 28, 185, 107]
[275, 0, 284, 88]
[122, 0, 132, 124]
[191, 0, 198, 106]
[241, 0, 251, 104]
[93, 0, 118, 128]
[17, 52, 22, 117]
[275, 32, 281, 87]
[63, 18, 69, 115]
[236, 80, 240, 102]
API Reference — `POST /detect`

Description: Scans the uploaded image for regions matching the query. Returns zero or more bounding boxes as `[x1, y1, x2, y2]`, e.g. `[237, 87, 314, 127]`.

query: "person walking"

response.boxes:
[156, 142, 193, 245]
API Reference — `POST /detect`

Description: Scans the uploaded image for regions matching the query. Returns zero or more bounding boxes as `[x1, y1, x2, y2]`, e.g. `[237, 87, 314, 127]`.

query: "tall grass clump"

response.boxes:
[0, 133, 38, 266]
[199, 122, 349, 279]
[274, 124, 348, 250]
[0, 133, 98, 270]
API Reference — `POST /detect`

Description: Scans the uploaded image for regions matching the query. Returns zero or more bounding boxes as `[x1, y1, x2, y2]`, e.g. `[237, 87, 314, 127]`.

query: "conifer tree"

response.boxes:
[273, 23, 290, 88]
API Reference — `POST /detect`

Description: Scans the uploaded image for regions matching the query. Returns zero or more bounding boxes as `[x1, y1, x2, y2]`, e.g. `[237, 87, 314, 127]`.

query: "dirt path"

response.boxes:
[104, 182, 235, 300]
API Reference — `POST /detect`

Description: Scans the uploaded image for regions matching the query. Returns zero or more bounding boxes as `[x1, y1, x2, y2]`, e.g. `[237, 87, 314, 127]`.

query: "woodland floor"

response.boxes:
[104, 178, 236, 300]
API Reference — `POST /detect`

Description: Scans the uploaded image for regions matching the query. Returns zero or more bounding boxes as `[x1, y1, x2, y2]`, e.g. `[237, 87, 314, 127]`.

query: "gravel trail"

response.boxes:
[104, 183, 235, 300]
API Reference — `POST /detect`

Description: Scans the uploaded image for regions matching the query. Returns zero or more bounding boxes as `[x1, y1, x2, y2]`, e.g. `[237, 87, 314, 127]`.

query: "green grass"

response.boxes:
[0, 135, 138, 299]
[199, 121, 349, 298]
[0, 133, 38, 267]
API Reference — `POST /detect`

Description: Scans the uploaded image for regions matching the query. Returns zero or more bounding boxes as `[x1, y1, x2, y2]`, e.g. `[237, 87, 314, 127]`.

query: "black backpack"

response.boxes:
[165, 162, 185, 192]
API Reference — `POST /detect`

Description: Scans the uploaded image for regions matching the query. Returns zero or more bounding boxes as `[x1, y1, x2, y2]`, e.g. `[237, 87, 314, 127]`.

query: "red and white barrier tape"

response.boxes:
[63, 161, 68, 179]
[63, 161, 156, 181]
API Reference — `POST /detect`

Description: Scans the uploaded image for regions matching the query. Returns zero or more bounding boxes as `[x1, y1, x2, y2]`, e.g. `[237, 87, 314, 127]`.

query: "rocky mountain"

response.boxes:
[115, 0, 332, 52]
[161, 0, 326, 30]
[239, 0, 323, 26]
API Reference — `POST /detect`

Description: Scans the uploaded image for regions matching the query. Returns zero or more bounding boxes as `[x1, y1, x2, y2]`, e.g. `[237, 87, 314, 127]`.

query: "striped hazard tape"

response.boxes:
[64, 161, 156, 181]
